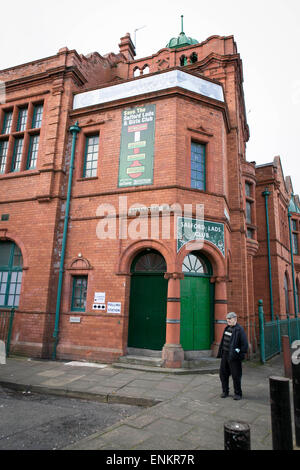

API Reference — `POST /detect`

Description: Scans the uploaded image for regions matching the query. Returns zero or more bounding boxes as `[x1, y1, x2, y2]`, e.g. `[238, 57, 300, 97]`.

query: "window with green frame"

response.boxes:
[245, 182, 252, 197]
[17, 107, 28, 132]
[32, 104, 43, 129]
[83, 135, 99, 178]
[27, 135, 39, 169]
[0, 102, 43, 175]
[0, 241, 23, 308]
[11, 137, 24, 172]
[2, 110, 13, 134]
[71, 276, 88, 312]
[0, 139, 8, 173]
[246, 200, 252, 224]
[292, 232, 298, 255]
[191, 141, 205, 190]
[292, 219, 298, 255]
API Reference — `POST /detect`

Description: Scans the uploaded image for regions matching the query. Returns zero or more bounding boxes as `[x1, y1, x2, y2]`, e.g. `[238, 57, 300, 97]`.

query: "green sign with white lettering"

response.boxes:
[118, 104, 156, 187]
[177, 217, 225, 256]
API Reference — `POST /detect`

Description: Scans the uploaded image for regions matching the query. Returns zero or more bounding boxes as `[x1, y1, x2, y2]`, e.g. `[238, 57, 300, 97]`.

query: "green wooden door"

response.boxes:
[128, 273, 168, 350]
[180, 276, 211, 350]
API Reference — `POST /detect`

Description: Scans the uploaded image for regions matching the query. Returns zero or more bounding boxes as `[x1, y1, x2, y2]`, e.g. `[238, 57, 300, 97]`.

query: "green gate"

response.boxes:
[258, 299, 300, 363]
[180, 253, 214, 351]
[128, 250, 167, 350]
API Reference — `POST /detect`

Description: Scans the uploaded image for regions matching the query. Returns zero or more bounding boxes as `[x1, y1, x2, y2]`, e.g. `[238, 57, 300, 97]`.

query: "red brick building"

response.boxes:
[0, 25, 299, 367]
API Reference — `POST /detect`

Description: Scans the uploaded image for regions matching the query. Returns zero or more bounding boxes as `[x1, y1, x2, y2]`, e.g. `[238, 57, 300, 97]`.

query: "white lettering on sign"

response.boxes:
[107, 302, 121, 314]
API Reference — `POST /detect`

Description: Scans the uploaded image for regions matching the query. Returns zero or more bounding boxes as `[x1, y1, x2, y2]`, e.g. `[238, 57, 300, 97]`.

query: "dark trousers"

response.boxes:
[219, 351, 243, 396]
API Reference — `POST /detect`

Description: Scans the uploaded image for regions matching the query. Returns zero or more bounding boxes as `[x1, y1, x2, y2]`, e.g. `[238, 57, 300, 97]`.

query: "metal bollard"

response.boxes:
[224, 421, 251, 450]
[269, 376, 293, 450]
[291, 340, 300, 447]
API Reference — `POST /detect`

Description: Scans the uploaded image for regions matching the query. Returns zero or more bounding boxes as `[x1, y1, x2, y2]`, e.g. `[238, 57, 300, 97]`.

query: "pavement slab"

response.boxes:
[0, 353, 295, 451]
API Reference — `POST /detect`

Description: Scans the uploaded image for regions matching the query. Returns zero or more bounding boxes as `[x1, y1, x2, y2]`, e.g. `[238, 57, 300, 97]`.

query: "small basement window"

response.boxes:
[71, 276, 88, 312]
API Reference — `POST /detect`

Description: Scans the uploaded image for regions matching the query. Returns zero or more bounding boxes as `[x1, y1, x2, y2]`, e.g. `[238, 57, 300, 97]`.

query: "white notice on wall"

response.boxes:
[70, 317, 81, 323]
[94, 292, 105, 303]
[107, 302, 121, 314]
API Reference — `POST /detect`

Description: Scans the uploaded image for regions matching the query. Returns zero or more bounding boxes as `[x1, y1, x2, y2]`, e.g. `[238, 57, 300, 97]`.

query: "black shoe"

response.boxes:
[221, 392, 229, 398]
[233, 394, 242, 400]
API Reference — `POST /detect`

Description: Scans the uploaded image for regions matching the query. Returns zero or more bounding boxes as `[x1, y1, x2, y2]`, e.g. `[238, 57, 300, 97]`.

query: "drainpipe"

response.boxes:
[288, 206, 298, 317]
[52, 121, 81, 360]
[262, 188, 274, 320]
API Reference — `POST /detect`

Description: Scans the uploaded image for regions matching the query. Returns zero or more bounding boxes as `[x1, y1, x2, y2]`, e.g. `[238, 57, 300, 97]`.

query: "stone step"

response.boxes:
[112, 361, 220, 375]
[127, 347, 162, 358]
[117, 355, 164, 367]
[112, 355, 220, 374]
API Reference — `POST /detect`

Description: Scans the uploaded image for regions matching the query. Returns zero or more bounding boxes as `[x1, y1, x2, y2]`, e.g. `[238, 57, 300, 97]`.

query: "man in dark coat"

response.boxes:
[217, 312, 248, 400]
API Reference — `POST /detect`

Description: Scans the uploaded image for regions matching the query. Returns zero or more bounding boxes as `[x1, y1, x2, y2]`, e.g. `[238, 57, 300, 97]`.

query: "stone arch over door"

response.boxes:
[175, 240, 226, 277]
[118, 239, 174, 275]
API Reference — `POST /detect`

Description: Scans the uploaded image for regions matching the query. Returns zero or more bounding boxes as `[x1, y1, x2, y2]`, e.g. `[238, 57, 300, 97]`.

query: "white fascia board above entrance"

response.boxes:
[73, 69, 224, 110]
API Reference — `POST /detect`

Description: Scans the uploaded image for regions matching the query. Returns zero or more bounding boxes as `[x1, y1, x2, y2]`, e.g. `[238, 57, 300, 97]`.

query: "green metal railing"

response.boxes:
[258, 299, 300, 363]
[0, 309, 15, 356]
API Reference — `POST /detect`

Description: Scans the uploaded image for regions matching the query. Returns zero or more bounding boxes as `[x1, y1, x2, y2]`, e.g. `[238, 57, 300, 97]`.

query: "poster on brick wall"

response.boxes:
[118, 104, 156, 187]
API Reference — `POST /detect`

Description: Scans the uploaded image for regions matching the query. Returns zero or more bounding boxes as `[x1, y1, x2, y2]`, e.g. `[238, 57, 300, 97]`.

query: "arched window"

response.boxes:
[284, 273, 290, 314]
[182, 252, 211, 275]
[131, 250, 166, 273]
[0, 241, 23, 308]
[142, 65, 150, 75]
[133, 67, 141, 77]
[180, 55, 187, 66]
[190, 52, 198, 63]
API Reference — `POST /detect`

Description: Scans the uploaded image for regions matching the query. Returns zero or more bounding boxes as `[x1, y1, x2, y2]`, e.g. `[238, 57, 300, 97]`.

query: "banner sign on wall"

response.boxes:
[177, 217, 225, 257]
[118, 104, 156, 187]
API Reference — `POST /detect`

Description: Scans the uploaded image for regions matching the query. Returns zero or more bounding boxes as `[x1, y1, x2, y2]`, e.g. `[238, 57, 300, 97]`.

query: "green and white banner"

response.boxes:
[118, 104, 156, 187]
[177, 217, 225, 256]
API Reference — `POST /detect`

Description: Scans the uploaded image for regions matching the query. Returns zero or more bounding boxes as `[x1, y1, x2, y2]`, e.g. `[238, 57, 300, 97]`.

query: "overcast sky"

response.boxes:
[1, 0, 299, 196]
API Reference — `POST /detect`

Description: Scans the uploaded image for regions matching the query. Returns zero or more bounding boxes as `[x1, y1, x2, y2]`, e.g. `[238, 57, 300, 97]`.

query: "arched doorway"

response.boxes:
[180, 252, 213, 351]
[128, 249, 168, 350]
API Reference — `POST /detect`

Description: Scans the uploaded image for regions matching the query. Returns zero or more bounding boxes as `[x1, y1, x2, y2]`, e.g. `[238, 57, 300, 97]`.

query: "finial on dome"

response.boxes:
[166, 16, 199, 49]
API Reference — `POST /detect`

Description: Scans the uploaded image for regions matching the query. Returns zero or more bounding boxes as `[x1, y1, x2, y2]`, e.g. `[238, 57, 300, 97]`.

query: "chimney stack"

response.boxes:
[119, 33, 136, 61]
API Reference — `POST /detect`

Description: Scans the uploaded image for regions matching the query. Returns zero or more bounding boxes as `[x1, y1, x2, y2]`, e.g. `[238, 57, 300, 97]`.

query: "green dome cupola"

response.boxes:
[166, 15, 199, 49]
